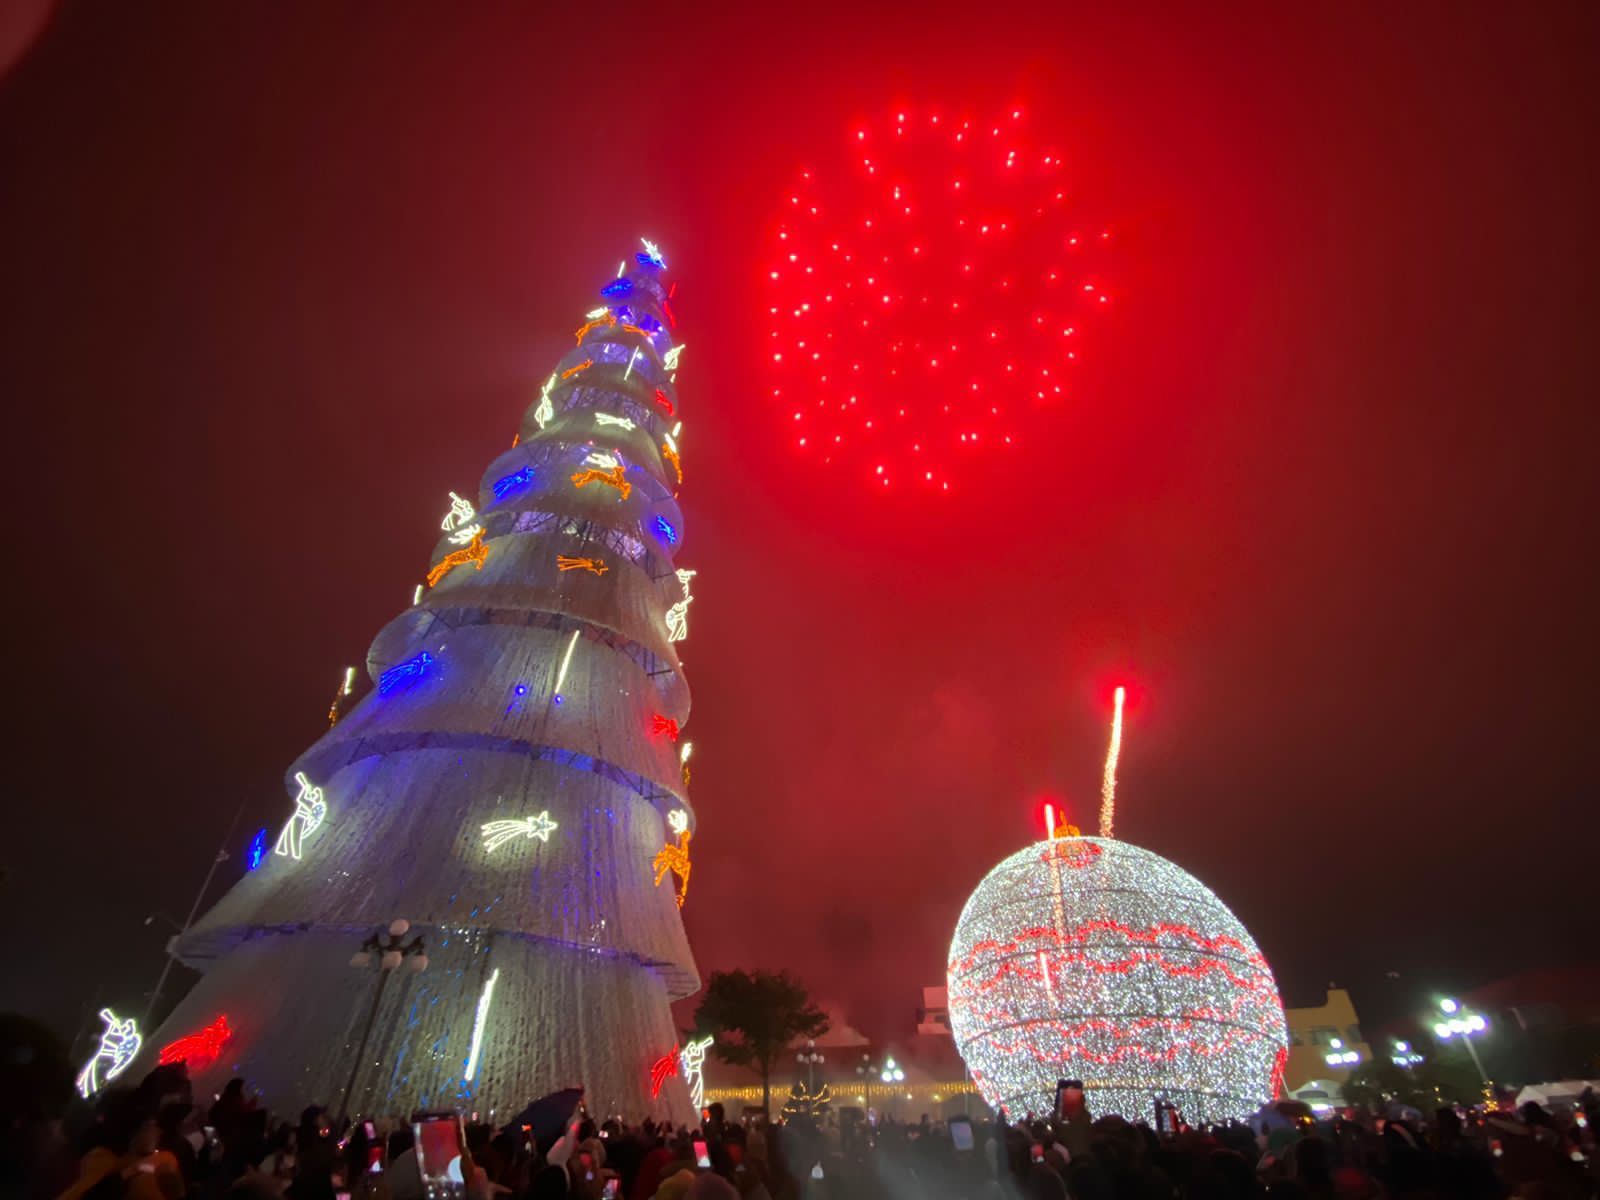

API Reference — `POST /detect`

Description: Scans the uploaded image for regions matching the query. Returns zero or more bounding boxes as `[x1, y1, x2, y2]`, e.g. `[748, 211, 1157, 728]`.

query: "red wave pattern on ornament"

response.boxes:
[951, 947, 1279, 1000]
[948, 919, 1269, 977]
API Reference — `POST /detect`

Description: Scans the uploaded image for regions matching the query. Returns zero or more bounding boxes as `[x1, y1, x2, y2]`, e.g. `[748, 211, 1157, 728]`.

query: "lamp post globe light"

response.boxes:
[1323, 1037, 1361, 1069]
[796, 1039, 825, 1093]
[880, 1056, 905, 1084]
[1431, 997, 1490, 1086]
[339, 919, 427, 1119]
[1391, 1040, 1423, 1069]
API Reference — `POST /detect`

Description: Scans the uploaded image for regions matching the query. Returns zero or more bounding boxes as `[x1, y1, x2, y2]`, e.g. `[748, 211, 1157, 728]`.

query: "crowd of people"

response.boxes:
[5, 1060, 1597, 1200]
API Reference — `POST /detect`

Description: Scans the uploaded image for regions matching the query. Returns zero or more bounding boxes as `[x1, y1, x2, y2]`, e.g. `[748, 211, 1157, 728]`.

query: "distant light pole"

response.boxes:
[1390, 1039, 1423, 1069]
[1432, 997, 1490, 1086]
[1324, 1037, 1361, 1069]
[338, 919, 428, 1120]
[796, 1039, 825, 1093]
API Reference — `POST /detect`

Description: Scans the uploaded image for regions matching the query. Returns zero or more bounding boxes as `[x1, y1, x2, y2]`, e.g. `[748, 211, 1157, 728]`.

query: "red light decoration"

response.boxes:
[159, 1015, 232, 1070]
[650, 714, 680, 740]
[653, 389, 674, 417]
[765, 106, 1111, 491]
[649, 1044, 681, 1098]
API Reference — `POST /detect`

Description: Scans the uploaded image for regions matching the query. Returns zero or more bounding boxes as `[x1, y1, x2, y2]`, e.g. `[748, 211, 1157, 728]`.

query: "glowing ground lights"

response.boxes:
[945, 838, 1288, 1123]
[1100, 685, 1126, 838]
[765, 107, 1112, 491]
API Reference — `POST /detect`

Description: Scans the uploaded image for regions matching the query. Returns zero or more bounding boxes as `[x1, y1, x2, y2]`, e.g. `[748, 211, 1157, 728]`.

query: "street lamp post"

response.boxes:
[1433, 997, 1491, 1087]
[796, 1040, 825, 1093]
[337, 919, 428, 1120]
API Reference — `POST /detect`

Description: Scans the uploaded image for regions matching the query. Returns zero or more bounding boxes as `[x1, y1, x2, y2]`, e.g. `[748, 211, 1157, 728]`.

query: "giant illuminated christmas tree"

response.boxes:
[146, 242, 701, 1119]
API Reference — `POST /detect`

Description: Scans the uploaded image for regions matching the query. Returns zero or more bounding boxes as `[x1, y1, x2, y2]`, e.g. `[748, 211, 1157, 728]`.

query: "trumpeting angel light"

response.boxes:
[665, 568, 696, 642]
[463, 967, 500, 1083]
[481, 811, 558, 851]
[663, 344, 685, 372]
[681, 1035, 714, 1109]
[76, 1009, 141, 1098]
[595, 413, 636, 430]
[274, 771, 327, 860]
[1099, 685, 1126, 838]
[441, 492, 481, 545]
[946, 837, 1288, 1124]
[534, 374, 556, 429]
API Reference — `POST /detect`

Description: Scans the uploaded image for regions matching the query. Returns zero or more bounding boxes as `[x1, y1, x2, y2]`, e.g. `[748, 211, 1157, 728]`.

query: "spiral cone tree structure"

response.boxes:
[148, 245, 701, 1119]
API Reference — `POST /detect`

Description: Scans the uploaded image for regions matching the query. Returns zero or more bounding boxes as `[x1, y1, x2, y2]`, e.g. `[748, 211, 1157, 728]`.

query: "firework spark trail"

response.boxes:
[1099, 686, 1125, 838]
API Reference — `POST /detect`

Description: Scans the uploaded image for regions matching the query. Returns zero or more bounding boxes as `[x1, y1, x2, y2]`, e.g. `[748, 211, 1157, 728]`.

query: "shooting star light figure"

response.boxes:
[1099, 685, 1126, 838]
[274, 772, 327, 860]
[75, 1009, 142, 1098]
[481, 811, 558, 852]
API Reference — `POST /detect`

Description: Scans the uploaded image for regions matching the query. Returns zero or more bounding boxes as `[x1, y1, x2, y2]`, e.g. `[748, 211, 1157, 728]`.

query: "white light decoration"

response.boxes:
[553, 628, 580, 695]
[463, 967, 500, 1082]
[594, 413, 637, 430]
[441, 492, 478, 546]
[947, 837, 1289, 1124]
[535, 374, 556, 429]
[584, 450, 620, 470]
[680, 741, 693, 765]
[481, 812, 558, 851]
[75, 1009, 142, 1098]
[667, 808, 689, 836]
[665, 569, 696, 643]
[585, 306, 609, 320]
[1099, 685, 1126, 838]
[663, 344, 685, 372]
[341, 666, 355, 696]
[413, 584, 424, 606]
[274, 772, 327, 860]
[623, 347, 641, 380]
[641, 237, 666, 268]
[681, 1034, 713, 1110]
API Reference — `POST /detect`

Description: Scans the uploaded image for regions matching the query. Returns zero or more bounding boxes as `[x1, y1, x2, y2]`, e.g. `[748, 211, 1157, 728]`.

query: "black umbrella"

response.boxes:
[504, 1088, 584, 1143]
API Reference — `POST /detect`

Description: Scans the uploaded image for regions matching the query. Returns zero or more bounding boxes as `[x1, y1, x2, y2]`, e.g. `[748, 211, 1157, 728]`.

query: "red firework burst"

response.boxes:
[765, 106, 1111, 492]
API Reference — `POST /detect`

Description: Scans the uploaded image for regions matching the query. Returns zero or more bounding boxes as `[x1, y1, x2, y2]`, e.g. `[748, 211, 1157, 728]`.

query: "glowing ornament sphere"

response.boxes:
[947, 837, 1288, 1124]
[765, 107, 1111, 492]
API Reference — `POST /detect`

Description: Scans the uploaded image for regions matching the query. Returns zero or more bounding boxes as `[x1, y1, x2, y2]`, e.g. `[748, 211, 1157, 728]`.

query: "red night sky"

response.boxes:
[1, 2, 1595, 1043]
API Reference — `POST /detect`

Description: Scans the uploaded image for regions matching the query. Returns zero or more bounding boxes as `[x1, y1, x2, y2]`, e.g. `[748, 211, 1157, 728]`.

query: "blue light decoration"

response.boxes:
[636, 313, 663, 334]
[379, 650, 434, 696]
[493, 465, 535, 501]
[245, 828, 269, 871]
[600, 278, 633, 298]
[652, 515, 678, 545]
[637, 238, 667, 269]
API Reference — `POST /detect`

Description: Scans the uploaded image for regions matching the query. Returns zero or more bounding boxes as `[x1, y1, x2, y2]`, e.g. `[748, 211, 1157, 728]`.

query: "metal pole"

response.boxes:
[144, 801, 245, 1028]
[338, 965, 391, 1123]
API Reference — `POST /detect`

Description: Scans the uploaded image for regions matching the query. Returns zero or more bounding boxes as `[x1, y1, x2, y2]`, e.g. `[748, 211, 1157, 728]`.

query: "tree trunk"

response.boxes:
[761, 1054, 771, 1117]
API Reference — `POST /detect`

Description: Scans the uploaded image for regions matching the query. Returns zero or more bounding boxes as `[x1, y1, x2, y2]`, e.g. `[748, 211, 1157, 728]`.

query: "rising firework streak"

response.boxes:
[1099, 686, 1125, 838]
